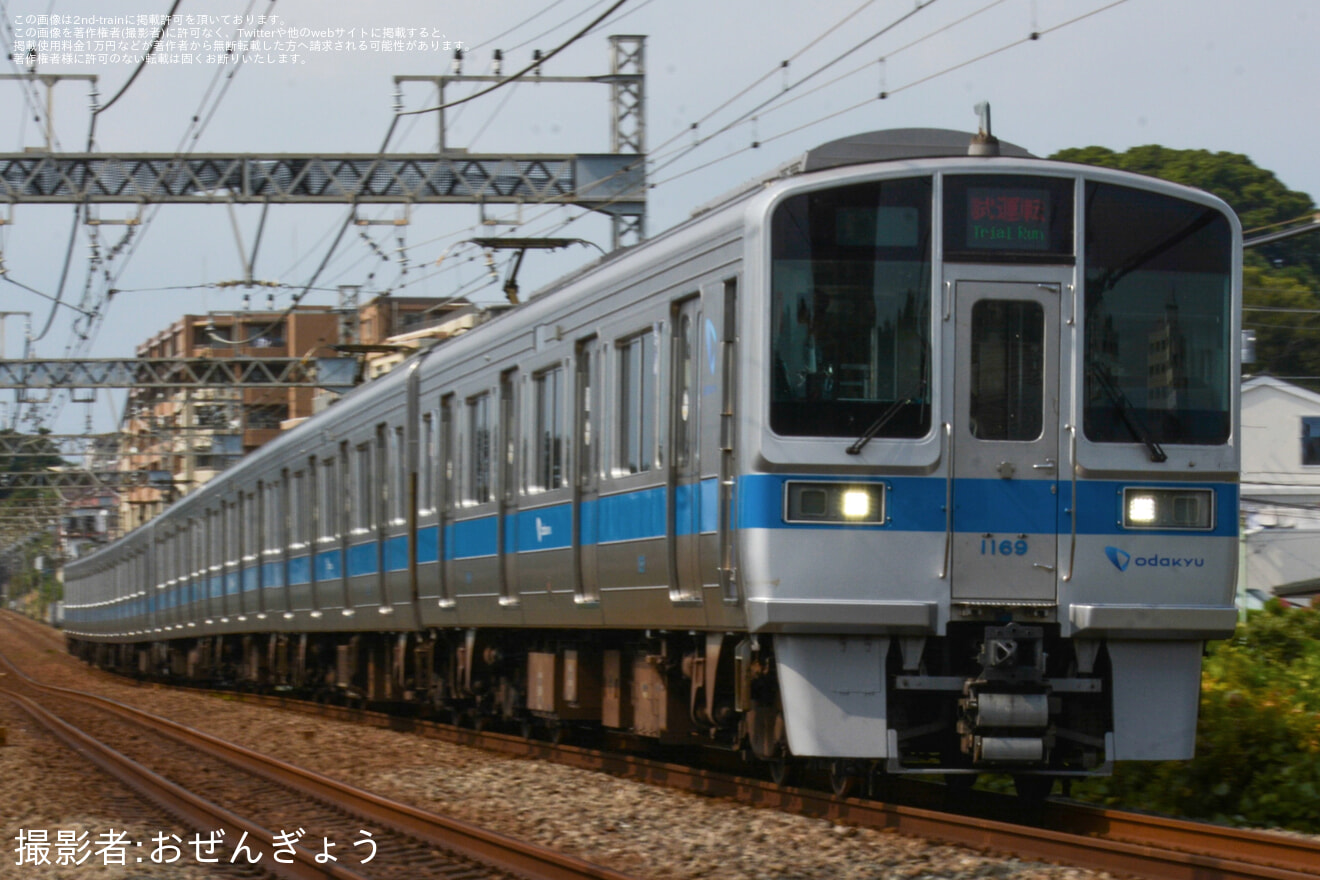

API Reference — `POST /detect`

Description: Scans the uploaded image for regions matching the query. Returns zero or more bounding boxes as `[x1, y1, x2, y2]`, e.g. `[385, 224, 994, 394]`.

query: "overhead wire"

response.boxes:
[0, 0, 57, 146]
[660, 0, 881, 155]
[433, 0, 957, 252]
[250, 0, 637, 347]
[32, 0, 278, 429]
[468, 0, 1134, 280]
[648, 0, 1131, 190]
[399, 0, 629, 118]
[27, 0, 183, 347]
[388, 0, 951, 268]
[507, 0, 612, 53]
[468, 0, 575, 52]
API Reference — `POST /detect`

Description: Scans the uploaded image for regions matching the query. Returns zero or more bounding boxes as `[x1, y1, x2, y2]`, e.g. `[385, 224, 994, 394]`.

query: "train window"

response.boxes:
[193, 518, 204, 581]
[501, 370, 518, 500]
[263, 479, 283, 552]
[242, 491, 257, 560]
[770, 177, 932, 438]
[318, 456, 339, 540]
[1082, 182, 1232, 446]
[672, 307, 695, 469]
[576, 342, 595, 486]
[352, 443, 374, 532]
[534, 366, 565, 490]
[618, 331, 656, 474]
[969, 300, 1045, 441]
[469, 393, 493, 503]
[392, 425, 407, 524]
[420, 413, 436, 514]
[290, 470, 307, 548]
[441, 396, 456, 509]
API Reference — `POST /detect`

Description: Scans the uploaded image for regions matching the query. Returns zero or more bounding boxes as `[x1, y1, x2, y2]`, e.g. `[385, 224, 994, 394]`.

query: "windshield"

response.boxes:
[770, 177, 932, 438]
[1083, 181, 1233, 446]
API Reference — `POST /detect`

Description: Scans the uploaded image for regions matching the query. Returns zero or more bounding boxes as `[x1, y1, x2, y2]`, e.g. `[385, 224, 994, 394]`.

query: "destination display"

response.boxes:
[943, 174, 1074, 262]
[966, 187, 1051, 250]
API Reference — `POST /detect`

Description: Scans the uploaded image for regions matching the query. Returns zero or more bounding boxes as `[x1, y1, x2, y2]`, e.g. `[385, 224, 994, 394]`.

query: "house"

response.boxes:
[1240, 375, 1320, 604]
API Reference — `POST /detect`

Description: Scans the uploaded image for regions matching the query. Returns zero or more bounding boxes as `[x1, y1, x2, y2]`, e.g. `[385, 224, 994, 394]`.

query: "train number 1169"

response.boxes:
[981, 536, 1028, 556]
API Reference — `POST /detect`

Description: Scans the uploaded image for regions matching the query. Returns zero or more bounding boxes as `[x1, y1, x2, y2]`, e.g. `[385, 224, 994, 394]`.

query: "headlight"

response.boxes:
[1122, 488, 1214, 530]
[785, 482, 885, 524]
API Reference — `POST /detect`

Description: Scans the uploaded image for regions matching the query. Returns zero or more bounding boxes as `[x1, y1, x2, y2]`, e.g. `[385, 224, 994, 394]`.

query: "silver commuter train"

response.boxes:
[64, 129, 1241, 790]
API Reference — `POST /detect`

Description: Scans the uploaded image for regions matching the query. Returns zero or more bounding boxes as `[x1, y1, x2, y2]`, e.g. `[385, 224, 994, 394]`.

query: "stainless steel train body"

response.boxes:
[64, 130, 1241, 781]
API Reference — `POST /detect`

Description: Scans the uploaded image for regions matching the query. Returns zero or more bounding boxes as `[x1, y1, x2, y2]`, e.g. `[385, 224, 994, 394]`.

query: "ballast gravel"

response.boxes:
[1, 612, 1114, 880]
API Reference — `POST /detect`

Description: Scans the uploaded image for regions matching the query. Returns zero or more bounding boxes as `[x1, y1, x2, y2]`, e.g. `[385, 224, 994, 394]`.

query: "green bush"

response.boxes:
[1074, 601, 1320, 830]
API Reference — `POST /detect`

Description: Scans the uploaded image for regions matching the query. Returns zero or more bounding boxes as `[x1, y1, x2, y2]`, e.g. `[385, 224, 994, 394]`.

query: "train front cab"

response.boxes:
[740, 158, 1241, 782]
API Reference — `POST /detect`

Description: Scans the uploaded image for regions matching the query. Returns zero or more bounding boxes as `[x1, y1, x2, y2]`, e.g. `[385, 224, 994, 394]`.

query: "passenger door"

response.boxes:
[669, 296, 702, 603]
[573, 339, 599, 603]
[498, 369, 519, 605]
[951, 281, 1059, 602]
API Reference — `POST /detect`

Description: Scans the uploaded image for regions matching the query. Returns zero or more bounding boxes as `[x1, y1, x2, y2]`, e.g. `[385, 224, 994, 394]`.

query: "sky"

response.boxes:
[0, 0, 1315, 435]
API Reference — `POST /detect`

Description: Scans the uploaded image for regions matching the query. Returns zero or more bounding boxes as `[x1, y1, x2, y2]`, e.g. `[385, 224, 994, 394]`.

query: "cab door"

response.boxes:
[951, 281, 1059, 602]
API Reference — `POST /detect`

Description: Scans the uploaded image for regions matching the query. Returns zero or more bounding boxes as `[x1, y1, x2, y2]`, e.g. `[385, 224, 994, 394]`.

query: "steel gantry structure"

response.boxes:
[0, 35, 647, 563]
[0, 36, 647, 247]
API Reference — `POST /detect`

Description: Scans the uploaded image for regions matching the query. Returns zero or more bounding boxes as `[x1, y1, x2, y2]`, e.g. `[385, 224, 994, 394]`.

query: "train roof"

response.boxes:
[689, 128, 1035, 220]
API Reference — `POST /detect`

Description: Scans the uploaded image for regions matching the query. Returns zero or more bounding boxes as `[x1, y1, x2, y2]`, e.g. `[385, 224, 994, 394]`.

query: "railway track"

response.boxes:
[0, 645, 637, 880]
[231, 701, 1319, 880]
[6, 614, 1319, 880]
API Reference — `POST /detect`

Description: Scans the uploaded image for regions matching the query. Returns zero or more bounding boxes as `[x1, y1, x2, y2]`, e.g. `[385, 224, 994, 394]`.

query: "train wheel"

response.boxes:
[768, 750, 797, 787]
[520, 717, 536, 740]
[828, 760, 857, 798]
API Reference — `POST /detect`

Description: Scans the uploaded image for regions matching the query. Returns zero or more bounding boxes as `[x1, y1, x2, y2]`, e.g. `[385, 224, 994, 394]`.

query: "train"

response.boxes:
[63, 127, 1242, 797]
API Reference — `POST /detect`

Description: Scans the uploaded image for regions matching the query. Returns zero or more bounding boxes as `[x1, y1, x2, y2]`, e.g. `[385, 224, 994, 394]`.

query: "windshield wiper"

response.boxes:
[1088, 362, 1167, 463]
[846, 397, 914, 455]
[847, 379, 926, 455]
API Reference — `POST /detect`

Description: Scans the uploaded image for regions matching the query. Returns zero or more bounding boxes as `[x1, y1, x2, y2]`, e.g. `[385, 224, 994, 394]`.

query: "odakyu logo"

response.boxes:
[1104, 547, 1131, 572]
[1105, 546, 1205, 572]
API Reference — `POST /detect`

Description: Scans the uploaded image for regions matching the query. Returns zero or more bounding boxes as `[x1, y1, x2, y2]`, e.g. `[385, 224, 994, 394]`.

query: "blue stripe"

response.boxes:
[739, 474, 941, 531]
[699, 478, 719, 534]
[241, 566, 257, 593]
[1072, 481, 1238, 537]
[417, 526, 440, 565]
[447, 517, 498, 560]
[315, 548, 342, 580]
[954, 479, 1058, 533]
[384, 535, 409, 572]
[737, 473, 1236, 537]
[288, 555, 311, 586]
[598, 486, 666, 543]
[515, 504, 572, 551]
[347, 542, 378, 577]
[261, 561, 284, 588]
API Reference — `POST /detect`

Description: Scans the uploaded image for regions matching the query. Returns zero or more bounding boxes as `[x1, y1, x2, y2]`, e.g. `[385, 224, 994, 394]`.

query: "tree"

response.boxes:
[1051, 145, 1318, 275]
[1053, 145, 1320, 388]
[0, 429, 66, 503]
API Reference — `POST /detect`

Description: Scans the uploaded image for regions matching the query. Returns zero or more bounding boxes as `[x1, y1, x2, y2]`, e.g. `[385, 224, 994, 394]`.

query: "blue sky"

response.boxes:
[0, 0, 1314, 432]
